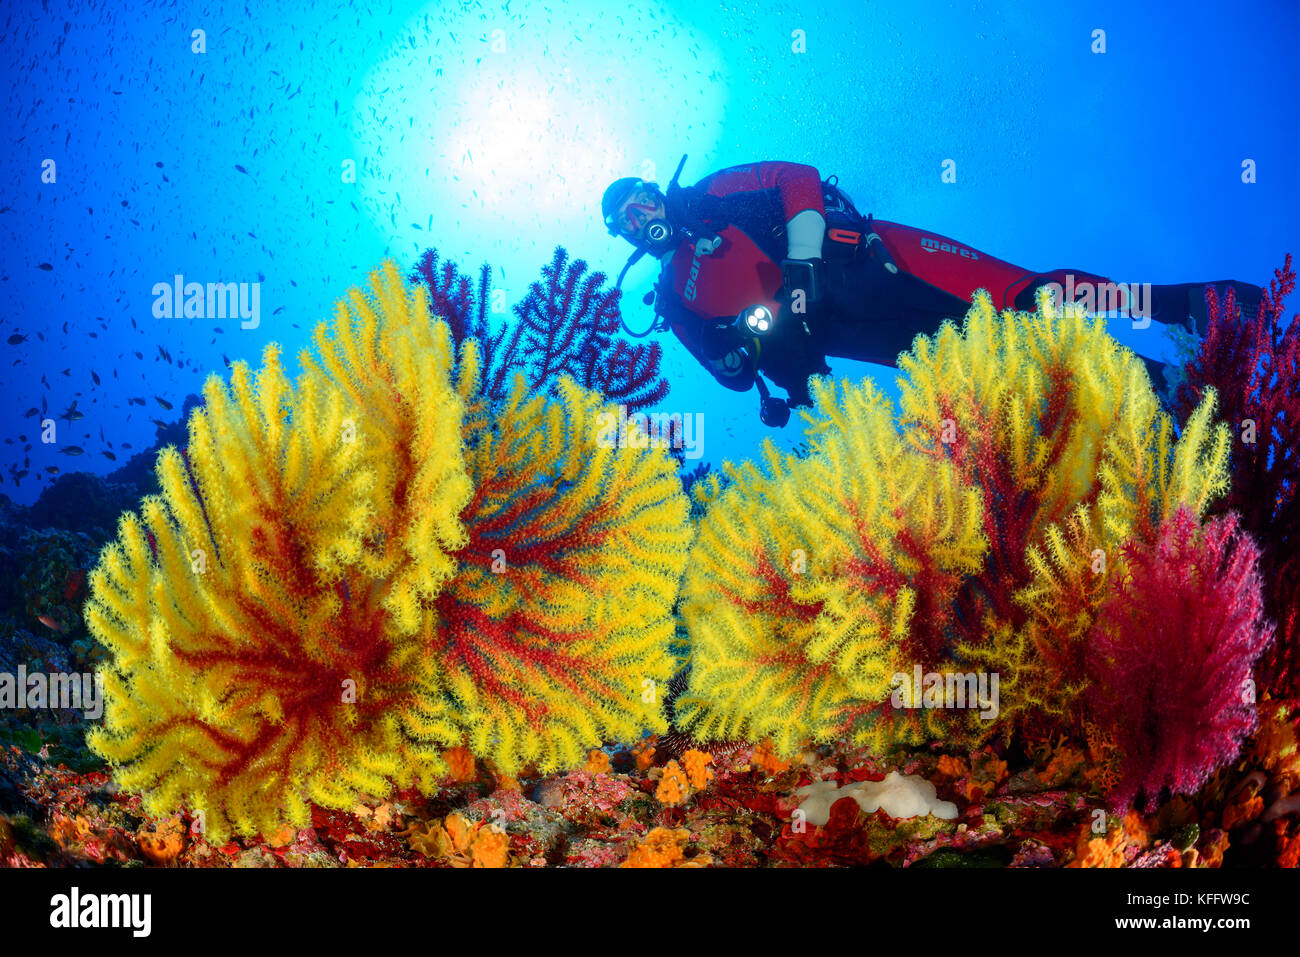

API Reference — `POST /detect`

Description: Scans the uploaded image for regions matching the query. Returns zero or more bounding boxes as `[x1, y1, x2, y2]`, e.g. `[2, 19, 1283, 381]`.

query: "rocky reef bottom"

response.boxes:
[3, 705, 1296, 868]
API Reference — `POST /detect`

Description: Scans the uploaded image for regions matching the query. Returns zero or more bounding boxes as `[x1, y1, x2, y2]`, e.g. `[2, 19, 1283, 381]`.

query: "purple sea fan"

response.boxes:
[411, 245, 669, 411]
[1087, 506, 1273, 812]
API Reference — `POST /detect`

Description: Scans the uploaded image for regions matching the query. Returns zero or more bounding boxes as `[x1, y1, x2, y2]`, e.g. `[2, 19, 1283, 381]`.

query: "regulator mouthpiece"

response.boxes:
[644, 220, 673, 250]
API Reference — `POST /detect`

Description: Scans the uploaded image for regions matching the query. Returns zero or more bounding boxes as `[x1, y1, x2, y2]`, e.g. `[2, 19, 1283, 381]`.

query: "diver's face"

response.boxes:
[614, 188, 666, 245]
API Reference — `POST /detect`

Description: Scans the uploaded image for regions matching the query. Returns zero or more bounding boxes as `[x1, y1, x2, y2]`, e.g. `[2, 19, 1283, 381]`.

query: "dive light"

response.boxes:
[739, 303, 774, 335]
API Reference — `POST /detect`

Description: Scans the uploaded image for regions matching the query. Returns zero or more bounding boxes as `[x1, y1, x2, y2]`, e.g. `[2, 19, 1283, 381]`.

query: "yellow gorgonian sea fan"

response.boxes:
[87, 261, 691, 841]
[306, 265, 692, 776]
[87, 331, 467, 843]
[431, 374, 691, 774]
[679, 289, 1231, 755]
[676, 377, 987, 758]
[895, 289, 1230, 736]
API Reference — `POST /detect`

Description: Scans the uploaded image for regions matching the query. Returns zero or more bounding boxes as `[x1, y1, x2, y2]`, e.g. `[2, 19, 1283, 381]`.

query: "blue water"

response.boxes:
[3, 0, 1298, 506]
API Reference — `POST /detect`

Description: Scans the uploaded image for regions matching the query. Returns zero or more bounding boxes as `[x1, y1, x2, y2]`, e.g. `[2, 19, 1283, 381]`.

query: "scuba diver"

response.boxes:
[602, 158, 1265, 426]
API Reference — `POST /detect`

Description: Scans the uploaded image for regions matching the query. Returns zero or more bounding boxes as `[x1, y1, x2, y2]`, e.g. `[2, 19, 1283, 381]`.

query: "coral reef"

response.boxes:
[1088, 507, 1271, 811]
[3, 252, 1295, 867]
[87, 331, 459, 842]
[795, 771, 959, 826]
[674, 376, 986, 757]
[405, 811, 511, 867]
[622, 826, 710, 867]
[677, 290, 1230, 761]
[902, 290, 1229, 739]
[0, 528, 97, 640]
[2, 687, 1296, 867]
[1175, 256, 1300, 703]
[24, 473, 152, 540]
[424, 369, 688, 773]
[9, 397, 203, 541]
[84, 261, 689, 842]
[410, 245, 669, 411]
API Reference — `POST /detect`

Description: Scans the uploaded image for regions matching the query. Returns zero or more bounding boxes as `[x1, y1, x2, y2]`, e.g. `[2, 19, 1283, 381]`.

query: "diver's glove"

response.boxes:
[755, 375, 791, 428]
[754, 376, 814, 428]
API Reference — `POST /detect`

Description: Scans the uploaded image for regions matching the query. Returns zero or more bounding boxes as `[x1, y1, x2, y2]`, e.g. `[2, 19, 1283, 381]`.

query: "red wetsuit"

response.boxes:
[650, 161, 1261, 408]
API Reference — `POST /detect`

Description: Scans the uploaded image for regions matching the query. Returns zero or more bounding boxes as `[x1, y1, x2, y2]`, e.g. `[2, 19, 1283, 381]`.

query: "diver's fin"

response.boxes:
[1151, 280, 1264, 336]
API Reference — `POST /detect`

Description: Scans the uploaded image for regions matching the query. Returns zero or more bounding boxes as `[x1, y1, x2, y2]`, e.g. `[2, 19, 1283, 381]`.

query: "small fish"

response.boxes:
[60, 446, 84, 456]
[101, 451, 117, 461]
[45, 466, 59, 474]
[91, 369, 100, 385]
[154, 395, 173, 410]
[24, 407, 37, 418]
[235, 163, 248, 174]
[38, 263, 53, 271]
[7, 333, 26, 345]
[37, 614, 64, 633]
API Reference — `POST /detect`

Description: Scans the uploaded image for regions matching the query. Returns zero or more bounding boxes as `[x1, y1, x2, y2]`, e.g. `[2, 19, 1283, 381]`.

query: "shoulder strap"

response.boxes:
[821, 177, 867, 229]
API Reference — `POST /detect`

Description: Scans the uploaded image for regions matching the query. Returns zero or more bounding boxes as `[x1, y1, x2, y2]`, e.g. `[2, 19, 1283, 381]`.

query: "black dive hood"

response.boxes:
[613, 154, 690, 291]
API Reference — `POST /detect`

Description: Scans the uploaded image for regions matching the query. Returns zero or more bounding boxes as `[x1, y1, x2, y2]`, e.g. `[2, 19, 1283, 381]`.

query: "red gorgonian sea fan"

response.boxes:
[410, 245, 670, 412]
[1175, 255, 1299, 703]
[1087, 506, 1272, 812]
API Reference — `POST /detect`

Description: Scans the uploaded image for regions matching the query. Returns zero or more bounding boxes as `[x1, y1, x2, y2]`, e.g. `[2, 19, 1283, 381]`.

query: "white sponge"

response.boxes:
[794, 771, 959, 827]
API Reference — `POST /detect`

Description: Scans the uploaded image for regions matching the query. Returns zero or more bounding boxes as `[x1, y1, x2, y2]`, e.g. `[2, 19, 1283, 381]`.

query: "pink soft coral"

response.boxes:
[1087, 507, 1272, 811]
[1175, 255, 1299, 703]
